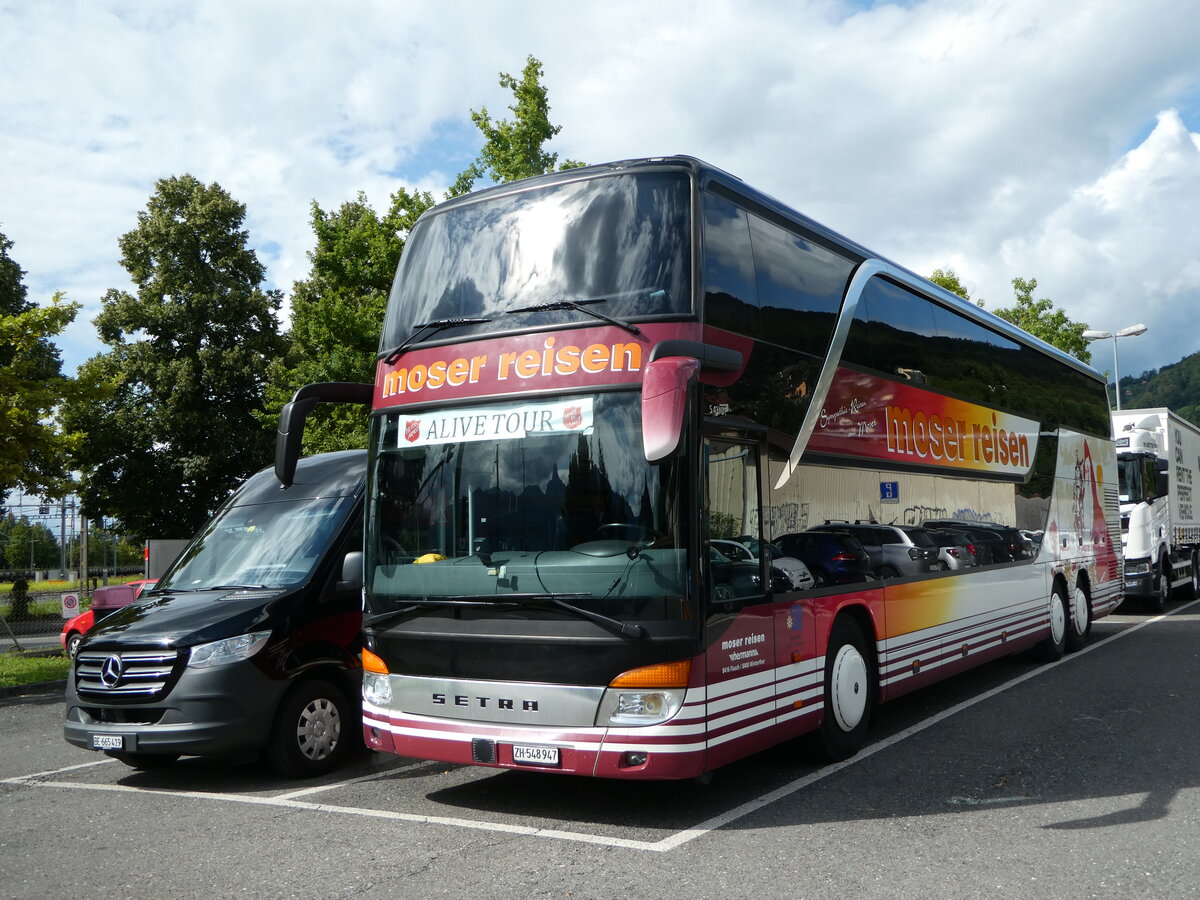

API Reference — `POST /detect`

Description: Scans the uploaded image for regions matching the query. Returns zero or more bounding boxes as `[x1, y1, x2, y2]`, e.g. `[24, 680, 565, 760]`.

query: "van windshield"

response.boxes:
[156, 496, 355, 592]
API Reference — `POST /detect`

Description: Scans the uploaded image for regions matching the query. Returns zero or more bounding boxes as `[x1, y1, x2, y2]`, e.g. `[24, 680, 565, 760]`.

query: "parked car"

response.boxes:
[928, 529, 977, 570]
[711, 538, 815, 592]
[734, 536, 784, 560]
[63, 450, 366, 778]
[806, 523, 943, 579]
[773, 530, 873, 586]
[922, 519, 1034, 564]
[60, 579, 156, 659]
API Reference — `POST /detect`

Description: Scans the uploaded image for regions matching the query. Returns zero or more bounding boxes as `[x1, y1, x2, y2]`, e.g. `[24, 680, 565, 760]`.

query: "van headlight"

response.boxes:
[187, 631, 271, 668]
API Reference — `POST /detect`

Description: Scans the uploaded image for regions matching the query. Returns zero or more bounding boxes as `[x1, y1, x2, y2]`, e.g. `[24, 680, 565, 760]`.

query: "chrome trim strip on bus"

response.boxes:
[774, 257, 889, 488]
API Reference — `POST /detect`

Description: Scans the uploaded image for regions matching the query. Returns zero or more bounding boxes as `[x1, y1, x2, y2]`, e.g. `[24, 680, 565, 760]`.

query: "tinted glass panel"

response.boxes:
[702, 192, 760, 336]
[749, 214, 852, 357]
[381, 171, 692, 349]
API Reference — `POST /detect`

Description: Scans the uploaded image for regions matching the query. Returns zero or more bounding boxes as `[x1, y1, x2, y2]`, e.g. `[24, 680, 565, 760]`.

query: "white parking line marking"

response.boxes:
[7, 603, 1188, 852]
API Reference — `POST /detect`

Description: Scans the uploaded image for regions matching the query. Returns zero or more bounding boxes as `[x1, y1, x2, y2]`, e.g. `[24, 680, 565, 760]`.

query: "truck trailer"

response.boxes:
[1111, 408, 1200, 610]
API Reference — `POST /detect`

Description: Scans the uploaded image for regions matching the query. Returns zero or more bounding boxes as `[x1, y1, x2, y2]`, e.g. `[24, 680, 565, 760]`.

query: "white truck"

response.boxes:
[1111, 408, 1200, 610]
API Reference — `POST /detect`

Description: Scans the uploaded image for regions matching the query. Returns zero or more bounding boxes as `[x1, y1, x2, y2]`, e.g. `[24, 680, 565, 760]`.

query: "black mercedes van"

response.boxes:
[63, 450, 366, 777]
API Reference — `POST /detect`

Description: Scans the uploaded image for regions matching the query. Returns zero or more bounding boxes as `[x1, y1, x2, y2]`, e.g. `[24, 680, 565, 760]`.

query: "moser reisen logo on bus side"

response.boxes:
[807, 368, 1040, 478]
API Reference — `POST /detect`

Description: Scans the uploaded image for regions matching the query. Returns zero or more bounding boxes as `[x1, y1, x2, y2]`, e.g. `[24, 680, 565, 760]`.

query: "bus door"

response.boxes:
[701, 431, 778, 764]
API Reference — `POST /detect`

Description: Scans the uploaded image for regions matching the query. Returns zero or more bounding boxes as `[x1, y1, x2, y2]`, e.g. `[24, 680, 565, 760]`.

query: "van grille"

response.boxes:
[75, 649, 182, 700]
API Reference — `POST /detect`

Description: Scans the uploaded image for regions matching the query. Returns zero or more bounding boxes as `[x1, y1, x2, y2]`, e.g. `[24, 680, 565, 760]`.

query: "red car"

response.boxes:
[60, 580, 156, 658]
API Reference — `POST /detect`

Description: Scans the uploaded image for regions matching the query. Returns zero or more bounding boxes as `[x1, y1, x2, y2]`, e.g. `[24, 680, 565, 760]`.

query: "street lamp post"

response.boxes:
[1082, 324, 1148, 411]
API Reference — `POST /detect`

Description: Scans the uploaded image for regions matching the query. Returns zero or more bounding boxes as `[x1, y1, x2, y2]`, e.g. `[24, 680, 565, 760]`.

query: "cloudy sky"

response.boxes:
[3, 0, 1199, 384]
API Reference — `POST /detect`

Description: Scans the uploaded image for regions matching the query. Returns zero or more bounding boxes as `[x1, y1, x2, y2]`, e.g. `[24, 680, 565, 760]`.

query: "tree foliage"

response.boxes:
[61, 175, 285, 537]
[448, 55, 585, 197]
[928, 267, 976, 304]
[992, 276, 1091, 364]
[268, 54, 583, 454]
[263, 188, 434, 452]
[0, 511, 60, 570]
[0, 230, 92, 500]
[1121, 355, 1200, 423]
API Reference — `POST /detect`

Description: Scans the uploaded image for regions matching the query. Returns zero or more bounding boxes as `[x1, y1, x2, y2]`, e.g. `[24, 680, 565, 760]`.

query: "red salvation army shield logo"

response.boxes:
[405, 420, 421, 443]
[563, 406, 582, 429]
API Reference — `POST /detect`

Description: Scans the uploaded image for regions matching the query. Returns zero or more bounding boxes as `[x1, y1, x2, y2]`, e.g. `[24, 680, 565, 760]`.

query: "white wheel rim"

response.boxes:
[1071, 586, 1088, 636]
[1050, 593, 1066, 644]
[830, 643, 868, 732]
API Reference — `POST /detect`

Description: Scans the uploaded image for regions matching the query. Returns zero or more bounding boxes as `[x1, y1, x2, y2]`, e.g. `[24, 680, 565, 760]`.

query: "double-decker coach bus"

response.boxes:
[285, 156, 1121, 780]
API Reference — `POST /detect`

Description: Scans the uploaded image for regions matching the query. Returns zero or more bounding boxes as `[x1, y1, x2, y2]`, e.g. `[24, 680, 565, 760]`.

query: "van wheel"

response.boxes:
[1066, 580, 1091, 652]
[107, 751, 180, 770]
[66, 632, 83, 659]
[267, 679, 349, 778]
[818, 617, 875, 761]
[1034, 584, 1068, 661]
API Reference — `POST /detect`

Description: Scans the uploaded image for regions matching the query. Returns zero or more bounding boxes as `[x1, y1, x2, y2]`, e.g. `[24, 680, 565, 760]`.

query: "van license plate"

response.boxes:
[512, 744, 559, 766]
[91, 734, 124, 750]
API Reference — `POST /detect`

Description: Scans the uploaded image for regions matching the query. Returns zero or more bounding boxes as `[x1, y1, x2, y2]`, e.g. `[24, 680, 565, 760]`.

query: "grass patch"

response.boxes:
[0, 652, 70, 689]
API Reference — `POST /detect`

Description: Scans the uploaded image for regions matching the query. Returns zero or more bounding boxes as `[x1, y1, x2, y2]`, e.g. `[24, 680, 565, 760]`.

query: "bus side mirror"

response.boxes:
[275, 382, 374, 487]
[642, 357, 701, 462]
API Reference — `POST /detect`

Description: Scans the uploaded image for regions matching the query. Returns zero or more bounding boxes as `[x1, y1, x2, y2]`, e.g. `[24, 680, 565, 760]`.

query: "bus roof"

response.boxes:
[429, 156, 1104, 384]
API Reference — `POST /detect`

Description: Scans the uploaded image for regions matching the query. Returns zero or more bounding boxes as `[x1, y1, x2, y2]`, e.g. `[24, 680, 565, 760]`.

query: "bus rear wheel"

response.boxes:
[1065, 580, 1091, 653]
[818, 616, 875, 761]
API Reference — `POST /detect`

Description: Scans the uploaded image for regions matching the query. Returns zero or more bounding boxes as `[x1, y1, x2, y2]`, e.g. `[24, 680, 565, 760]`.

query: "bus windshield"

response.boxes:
[156, 496, 356, 592]
[380, 171, 692, 350]
[366, 391, 688, 622]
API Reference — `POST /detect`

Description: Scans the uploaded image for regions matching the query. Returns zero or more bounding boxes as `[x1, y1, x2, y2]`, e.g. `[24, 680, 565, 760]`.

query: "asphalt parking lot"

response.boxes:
[3, 601, 1200, 899]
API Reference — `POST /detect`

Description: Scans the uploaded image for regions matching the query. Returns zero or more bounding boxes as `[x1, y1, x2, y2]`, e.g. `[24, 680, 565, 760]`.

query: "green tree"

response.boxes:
[928, 268, 977, 304]
[266, 54, 583, 454]
[449, 54, 585, 197]
[61, 175, 285, 537]
[262, 189, 433, 453]
[993, 276, 1092, 364]
[0, 513, 60, 570]
[0, 230, 90, 500]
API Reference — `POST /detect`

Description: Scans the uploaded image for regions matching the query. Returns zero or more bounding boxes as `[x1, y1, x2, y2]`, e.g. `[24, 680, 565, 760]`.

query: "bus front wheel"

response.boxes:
[1034, 584, 1068, 662]
[818, 616, 875, 761]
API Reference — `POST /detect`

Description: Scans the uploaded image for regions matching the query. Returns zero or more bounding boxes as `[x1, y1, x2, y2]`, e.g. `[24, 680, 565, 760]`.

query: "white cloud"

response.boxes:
[3, 0, 1200, 381]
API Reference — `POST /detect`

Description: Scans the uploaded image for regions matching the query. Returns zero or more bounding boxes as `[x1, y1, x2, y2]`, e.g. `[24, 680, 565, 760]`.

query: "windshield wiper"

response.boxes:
[366, 593, 645, 638]
[505, 298, 641, 336]
[380, 317, 493, 365]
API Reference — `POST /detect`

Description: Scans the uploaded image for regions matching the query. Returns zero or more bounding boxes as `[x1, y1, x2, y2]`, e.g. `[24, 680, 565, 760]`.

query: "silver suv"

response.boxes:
[807, 523, 943, 579]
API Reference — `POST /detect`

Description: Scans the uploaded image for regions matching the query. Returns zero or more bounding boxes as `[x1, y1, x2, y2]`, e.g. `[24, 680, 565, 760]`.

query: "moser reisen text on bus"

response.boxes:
[279, 156, 1121, 780]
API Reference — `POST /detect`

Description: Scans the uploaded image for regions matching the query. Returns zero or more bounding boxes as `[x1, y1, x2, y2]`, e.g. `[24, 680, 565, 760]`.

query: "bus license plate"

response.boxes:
[91, 734, 124, 750]
[512, 744, 560, 766]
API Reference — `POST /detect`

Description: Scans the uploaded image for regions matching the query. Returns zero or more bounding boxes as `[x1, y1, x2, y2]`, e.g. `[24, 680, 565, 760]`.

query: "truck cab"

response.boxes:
[63, 450, 366, 777]
[1114, 410, 1198, 609]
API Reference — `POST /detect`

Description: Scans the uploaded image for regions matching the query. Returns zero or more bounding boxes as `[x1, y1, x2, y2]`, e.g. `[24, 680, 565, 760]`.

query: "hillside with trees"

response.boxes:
[1118, 352, 1200, 423]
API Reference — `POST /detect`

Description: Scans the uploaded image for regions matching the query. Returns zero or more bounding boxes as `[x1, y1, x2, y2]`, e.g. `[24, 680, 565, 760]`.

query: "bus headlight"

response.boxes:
[363, 672, 392, 707]
[187, 631, 271, 669]
[599, 688, 685, 725]
[596, 659, 691, 726]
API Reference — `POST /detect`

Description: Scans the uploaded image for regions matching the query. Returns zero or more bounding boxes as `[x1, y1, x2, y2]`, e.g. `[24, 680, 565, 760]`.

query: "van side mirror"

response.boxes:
[336, 550, 363, 601]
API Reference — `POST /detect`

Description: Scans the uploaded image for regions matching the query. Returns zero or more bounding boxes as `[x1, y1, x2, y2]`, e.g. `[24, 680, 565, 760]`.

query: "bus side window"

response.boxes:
[704, 437, 766, 604]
